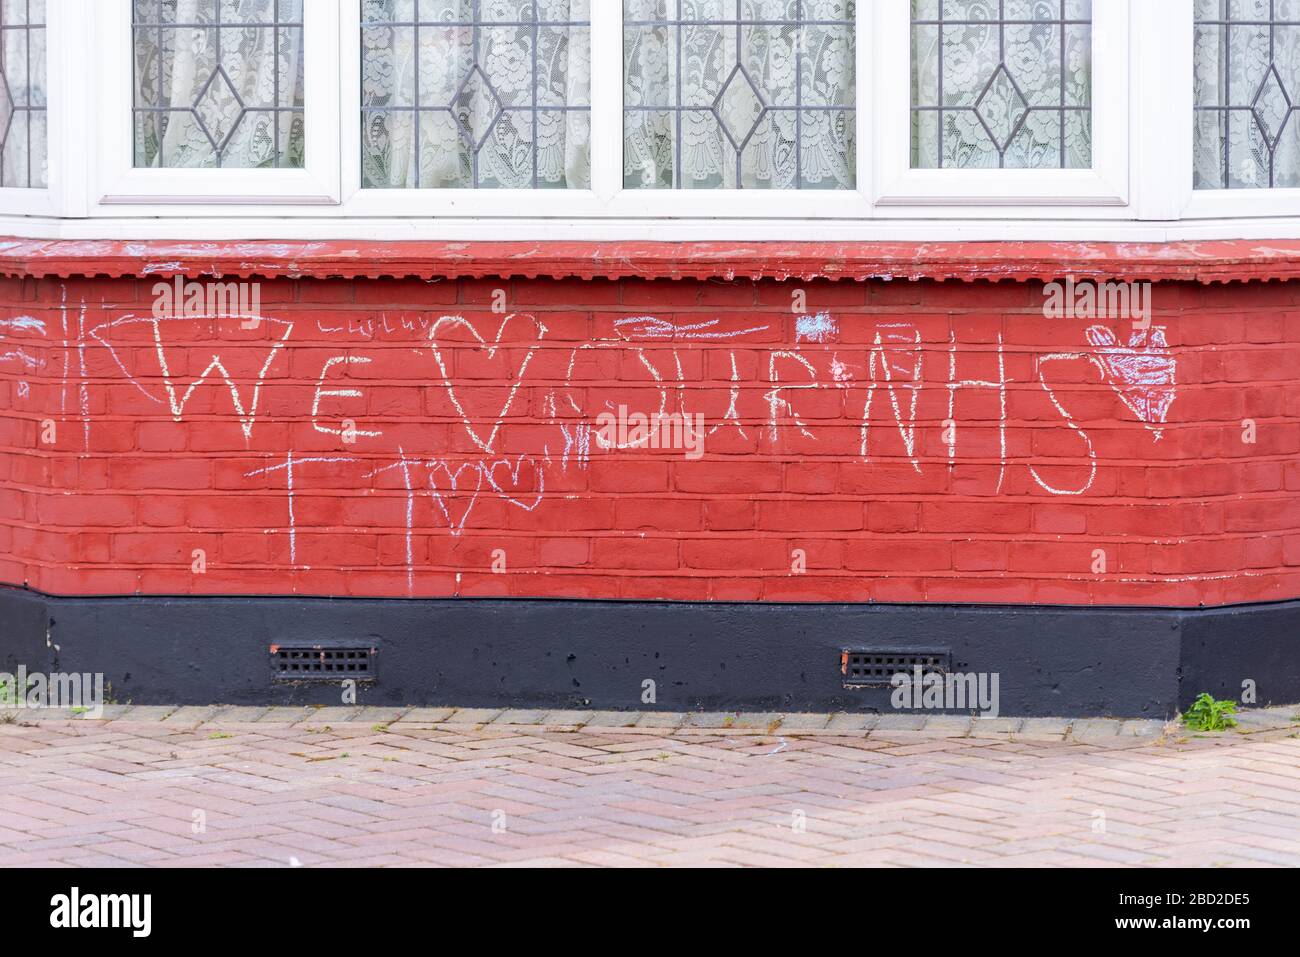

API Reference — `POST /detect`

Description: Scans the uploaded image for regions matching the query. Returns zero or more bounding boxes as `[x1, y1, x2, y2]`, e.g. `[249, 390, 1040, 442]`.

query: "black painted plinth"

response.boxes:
[1, 586, 1295, 717]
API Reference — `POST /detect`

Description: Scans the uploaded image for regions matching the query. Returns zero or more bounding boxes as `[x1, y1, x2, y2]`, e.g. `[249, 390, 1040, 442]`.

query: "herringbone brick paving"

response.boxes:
[1, 706, 1297, 867]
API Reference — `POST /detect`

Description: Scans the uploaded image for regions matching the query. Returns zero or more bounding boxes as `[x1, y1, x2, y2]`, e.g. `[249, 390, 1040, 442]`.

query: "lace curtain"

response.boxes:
[1194, 0, 1300, 189]
[0, 0, 46, 187]
[361, 0, 592, 189]
[911, 0, 1092, 170]
[623, 0, 856, 190]
[133, 0, 305, 169]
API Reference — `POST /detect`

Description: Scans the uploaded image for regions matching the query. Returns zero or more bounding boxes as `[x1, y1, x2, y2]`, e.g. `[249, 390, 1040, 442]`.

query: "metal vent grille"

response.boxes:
[273, 647, 375, 681]
[842, 650, 949, 686]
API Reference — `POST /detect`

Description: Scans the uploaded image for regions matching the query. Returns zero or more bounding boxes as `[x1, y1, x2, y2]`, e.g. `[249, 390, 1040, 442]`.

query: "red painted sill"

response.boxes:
[0, 238, 1298, 283]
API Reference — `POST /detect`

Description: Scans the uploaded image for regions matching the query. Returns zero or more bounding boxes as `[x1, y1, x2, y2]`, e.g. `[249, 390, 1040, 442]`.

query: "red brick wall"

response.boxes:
[2, 269, 1298, 607]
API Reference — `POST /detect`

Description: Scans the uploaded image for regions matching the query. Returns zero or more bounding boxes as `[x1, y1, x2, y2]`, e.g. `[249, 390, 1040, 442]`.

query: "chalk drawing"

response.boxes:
[795, 311, 837, 344]
[1085, 325, 1177, 440]
[0, 348, 39, 371]
[558, 421, 592, 470]
[427, 313, 546, 455]
[0, 316, 45, 333]
[396, 449, 416, 593]
[615, 316, 771, 340]
[830, 353, 853, 386]
[0, 312, 45, 404]
[595, 347, 674, 451]
[947, 331, 1008, 494]
[78, 300, 91, 450]
[424, 458, 486, 536]
[1030, 353, 1102, 496]
[89, 312, 294, 443]
[4, 301, 1191, 580]
[485, 455, 545, 512]
[766, 351, 820, 442]
[558, 342, 596, 418]
[312, 355, 383, 440]
[708, 351, 749, 439]
[862, 324, 924, 473]
[318, 312, 436, 339]
[59, 301, 69, 416]
[244, 452, 357, 564]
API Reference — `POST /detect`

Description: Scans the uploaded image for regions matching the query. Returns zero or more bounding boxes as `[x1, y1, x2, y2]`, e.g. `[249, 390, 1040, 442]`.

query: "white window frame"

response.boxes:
[340, 0, 609, 218]
[1177, 0, 1300, 220]
[13, 0, 1300, 239]
[0, 0, 70, 217]
[340, 0, 871, 220]
[88, 0, 341, 208]
[872, 0, 1131, 216]
[596, 1, 871, 220]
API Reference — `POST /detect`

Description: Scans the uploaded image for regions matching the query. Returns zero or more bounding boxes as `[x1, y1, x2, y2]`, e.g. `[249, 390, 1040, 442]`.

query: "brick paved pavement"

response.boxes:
[1, 706, 1298, 867]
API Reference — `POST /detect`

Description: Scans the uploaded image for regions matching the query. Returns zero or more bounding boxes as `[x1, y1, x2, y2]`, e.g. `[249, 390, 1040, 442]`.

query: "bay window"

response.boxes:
[1, 0, 1298, 238]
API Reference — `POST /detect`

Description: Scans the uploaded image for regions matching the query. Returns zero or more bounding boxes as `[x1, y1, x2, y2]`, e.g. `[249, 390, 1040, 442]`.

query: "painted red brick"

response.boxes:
[0, 245, 1296, 606]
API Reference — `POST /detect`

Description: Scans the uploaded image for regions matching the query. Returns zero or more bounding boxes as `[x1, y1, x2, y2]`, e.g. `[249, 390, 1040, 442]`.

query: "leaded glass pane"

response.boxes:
[0, 0, 47, 187]
[911, 0, 1093, 169]
[133, 0, 306, 169]
[624, 0, 857, 190]
[361, 0, 592, 189]
[1194, 0, 1300, 189]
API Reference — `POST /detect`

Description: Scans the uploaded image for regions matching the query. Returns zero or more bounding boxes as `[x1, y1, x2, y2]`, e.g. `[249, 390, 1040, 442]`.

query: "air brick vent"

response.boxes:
[842, 650, 949, 686]
[273, 646, 376, 681]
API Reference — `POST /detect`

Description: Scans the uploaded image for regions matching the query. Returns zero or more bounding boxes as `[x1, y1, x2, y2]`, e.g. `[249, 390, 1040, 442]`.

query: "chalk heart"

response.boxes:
[1085, 325, 1177, 437]
[425, 459, 484, 535]
[429, 313, 547, 455]
[486, 455, 544, 512]
[556, 342, 604, 418]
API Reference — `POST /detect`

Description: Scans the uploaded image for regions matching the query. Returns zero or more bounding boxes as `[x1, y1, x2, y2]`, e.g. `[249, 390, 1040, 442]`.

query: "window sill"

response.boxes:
[1, 237, 1299, 284]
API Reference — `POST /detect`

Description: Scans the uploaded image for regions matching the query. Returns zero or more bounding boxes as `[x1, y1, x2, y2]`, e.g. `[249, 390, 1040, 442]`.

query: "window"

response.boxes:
[359, 0, 591, 189]
[623, 0, 857, 190]
[910, 0, 1092, 170]
[17, 1, 1300, 236]
[874, 0, 1123, 207]
[1194, 0, 1300, 189]
[1, 0, 47, 188]
[94, 0, 338, 203]
[132, 0, 305, 169]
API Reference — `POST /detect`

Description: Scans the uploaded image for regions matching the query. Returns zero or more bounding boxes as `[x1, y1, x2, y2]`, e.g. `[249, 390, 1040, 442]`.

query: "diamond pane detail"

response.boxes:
[1253, 66, 1291, 147]
[716, 66, 765, 148]
[0, 81, 12, 144]
[974, 65, 1028, 152]
[193, 66, 244, 152]
[452, 65, 504, 151]
[134, 8, 302, 170]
